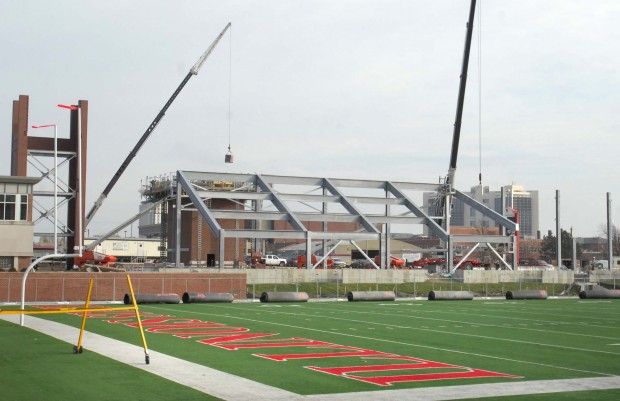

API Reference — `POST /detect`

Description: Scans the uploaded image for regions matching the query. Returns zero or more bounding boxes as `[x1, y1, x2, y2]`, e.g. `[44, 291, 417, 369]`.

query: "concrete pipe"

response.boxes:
[182, 292, 234, 303]
[346, 291, 396, 302]
[505, 290, 548, 300]
[124, 293, 181, 305]
[428, 290, 474, 301]
[259, 292, 309, 303]
[579, 289, 620, 299]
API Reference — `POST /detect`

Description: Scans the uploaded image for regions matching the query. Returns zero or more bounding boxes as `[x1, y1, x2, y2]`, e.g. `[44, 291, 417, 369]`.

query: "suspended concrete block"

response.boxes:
[579, 289, 620, 299]
[260, 292, 309, 303]
[124, 293, 181, 305]
[505, 290, 548, 300]
[346, 291, 396, 302]
[182, 292, 234, 303]
[428, 290, 474, 301]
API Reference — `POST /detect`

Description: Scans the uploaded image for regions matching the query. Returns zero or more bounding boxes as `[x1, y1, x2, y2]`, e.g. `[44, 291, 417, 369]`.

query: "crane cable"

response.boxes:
[478, 0, 483, 186]
[227, 25, 233, 154]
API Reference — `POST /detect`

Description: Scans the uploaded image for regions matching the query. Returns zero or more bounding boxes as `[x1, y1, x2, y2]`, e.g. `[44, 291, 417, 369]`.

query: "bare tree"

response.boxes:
[599, 223, 620, 256]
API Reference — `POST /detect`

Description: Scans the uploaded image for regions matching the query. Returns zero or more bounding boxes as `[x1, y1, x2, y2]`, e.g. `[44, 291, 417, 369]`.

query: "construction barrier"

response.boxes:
[259, 292, 309, 303]
[124, 293, 181, 305]
[428, 290, 474, 301]
[506, 290, 548, 300]
[346, 291, 396, 302]
[182, 292, 234, 303]
[579, 289, 620, 299]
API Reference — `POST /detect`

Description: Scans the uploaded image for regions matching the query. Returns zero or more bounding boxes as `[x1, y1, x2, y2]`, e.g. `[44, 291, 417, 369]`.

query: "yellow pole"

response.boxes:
[75, 278, 94, 353]
[0, 306, 137, 315]
[126, 275, 150, 364]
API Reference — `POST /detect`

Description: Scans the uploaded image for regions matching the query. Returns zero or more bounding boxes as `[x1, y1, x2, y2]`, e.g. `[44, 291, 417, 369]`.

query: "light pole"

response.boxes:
[31, 123, 58, 253]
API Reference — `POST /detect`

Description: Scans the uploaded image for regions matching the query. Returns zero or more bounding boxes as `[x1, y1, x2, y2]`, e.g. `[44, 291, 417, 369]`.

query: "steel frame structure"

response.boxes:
[11, 95, 87, 267]
[173, 170, 519, 271]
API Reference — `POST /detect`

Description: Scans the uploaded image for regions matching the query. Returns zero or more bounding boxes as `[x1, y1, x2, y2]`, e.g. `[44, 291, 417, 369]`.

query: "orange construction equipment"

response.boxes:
[374, 255, 406, 268]
[297, 255, 334, 269]
[74, 250, 118, 268]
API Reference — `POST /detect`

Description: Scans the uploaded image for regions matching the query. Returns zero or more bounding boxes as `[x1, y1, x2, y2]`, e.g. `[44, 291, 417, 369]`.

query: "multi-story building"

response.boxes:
[424, 184, 539, 238]
[0, 175, 40, 271]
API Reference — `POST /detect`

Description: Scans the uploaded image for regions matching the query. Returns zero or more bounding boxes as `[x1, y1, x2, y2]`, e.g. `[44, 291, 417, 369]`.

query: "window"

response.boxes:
[0, 193, 28, 221]
[0, 256, 12, 269]
[20, 195, 27, 220]
[113, 242, 129, 251]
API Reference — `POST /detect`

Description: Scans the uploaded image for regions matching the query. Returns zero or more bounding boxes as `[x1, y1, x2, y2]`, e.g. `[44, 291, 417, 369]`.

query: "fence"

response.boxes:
[0, 272, 246, 303]
[1, 268, 589, 303]
[588, 270, 620, 290]
[240, 268, 577, 299]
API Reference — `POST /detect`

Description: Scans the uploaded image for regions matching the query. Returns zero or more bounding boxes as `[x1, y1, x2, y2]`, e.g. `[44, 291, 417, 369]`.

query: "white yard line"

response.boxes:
[3, 314, 620, 401]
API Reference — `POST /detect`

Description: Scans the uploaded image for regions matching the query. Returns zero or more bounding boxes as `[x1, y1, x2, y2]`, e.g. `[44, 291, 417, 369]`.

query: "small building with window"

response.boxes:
[0, 175, 41, 271]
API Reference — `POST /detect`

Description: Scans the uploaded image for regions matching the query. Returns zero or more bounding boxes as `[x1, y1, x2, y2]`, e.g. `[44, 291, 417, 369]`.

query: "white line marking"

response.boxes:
[578, 301, 612, 303]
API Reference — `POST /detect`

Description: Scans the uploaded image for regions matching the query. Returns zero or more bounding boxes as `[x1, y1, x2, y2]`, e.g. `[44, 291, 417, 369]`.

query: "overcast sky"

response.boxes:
[1, 0, 619, 238]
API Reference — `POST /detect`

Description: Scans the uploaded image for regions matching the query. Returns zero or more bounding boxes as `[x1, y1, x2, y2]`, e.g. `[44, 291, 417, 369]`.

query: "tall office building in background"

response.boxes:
[424, 184, 539, 238]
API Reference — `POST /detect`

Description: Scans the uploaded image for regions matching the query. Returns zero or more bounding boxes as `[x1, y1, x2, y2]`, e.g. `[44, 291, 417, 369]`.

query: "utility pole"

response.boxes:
[607, 192, 613, 270]
[556, 190, 561, 267]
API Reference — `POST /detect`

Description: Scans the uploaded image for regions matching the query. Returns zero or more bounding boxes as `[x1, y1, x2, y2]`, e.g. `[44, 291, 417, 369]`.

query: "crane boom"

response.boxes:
[432, 0, 476, 223]
[85, 22, 232, 227]
[446, 0, 476, 189]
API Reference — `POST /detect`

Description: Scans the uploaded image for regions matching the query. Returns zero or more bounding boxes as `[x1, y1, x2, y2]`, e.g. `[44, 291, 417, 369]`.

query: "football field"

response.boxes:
[2, 297, 620, 400]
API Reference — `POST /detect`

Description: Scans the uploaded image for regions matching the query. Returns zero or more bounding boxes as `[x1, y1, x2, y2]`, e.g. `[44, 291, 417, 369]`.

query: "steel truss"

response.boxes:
[173, 171, 518, 270]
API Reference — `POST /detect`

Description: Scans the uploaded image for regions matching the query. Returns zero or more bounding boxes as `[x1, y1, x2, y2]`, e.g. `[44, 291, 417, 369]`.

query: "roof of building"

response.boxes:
[0, 175, 42, 185]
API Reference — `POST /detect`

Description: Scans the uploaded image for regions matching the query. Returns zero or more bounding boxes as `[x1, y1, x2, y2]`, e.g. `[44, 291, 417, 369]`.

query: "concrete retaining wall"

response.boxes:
[456, 269, 573, 284]
[240, 268, 573, 285]
[588, 270, 620, 283]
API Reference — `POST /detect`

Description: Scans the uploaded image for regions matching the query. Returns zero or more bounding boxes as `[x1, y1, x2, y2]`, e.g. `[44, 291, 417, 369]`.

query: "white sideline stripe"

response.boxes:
[3, 315, 620, 401]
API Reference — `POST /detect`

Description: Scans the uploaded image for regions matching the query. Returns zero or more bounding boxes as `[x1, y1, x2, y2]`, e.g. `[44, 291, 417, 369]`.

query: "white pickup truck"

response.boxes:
[259, 254, 287, 267]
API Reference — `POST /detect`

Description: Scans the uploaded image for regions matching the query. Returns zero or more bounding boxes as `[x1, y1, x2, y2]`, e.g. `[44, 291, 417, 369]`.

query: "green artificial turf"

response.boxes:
[0, 318, 222, 401]
[3, 298, 620, 399]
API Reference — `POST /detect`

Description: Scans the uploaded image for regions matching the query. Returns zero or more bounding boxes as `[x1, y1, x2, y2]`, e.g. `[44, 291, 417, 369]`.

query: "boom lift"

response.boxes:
[85, 22, 232, 227]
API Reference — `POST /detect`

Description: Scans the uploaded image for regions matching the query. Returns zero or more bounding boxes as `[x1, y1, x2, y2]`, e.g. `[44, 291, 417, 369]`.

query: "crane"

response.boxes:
[432, 0, 476, 228]
[85, 22, 232, 227]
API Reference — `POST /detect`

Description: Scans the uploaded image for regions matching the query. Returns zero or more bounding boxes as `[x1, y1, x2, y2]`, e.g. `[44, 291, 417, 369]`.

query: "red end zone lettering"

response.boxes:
[199, 334, 321, 349]
[118, 318, 249, 338]
[256, 345, 389, 361]
[307, 355, 521, 386]
[80, 309, 521, 386]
